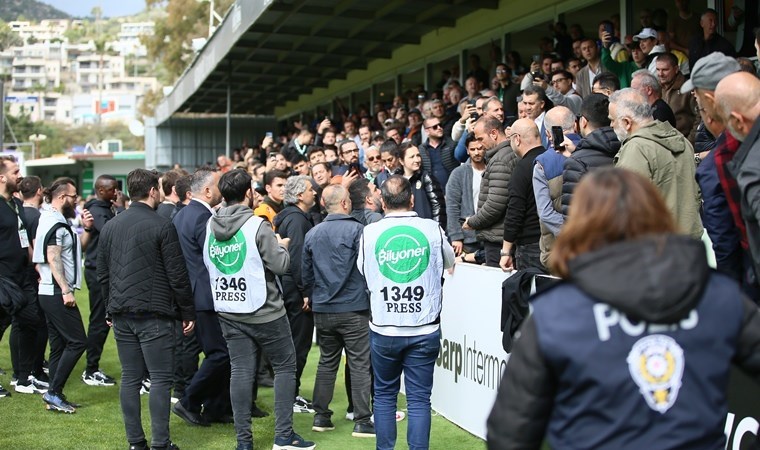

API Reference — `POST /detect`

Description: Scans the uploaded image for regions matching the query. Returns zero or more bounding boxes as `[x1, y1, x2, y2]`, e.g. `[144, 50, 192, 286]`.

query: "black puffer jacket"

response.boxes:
[560, 127, 620, 214]
[97, 202, 195, 321]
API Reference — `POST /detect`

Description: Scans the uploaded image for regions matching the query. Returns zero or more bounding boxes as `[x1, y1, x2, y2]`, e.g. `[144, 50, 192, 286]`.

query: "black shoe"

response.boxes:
[352, 421, 376, 438]
[235, 443, 253, 450]
[250, 403, 269, 418]
[172, 402, 210, 427]
[0, 384, 10, 398]
[312, 415, 335, 432]
[128, 440, 149, 450]
[150, 441, 179, 450]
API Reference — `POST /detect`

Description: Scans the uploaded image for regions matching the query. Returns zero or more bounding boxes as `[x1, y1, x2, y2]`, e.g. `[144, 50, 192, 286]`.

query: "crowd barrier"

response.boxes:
[431, 263, 759, 448]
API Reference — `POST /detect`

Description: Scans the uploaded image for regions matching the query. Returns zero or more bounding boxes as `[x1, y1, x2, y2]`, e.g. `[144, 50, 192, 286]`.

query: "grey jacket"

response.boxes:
[209, 204, 291, 325]
[445, 161, 479, 245]
[467, 140, 518, 244]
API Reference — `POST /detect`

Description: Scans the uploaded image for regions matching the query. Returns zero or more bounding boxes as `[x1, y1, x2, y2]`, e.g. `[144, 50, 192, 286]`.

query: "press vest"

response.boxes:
[361, 215, 445, 327]
[203, 216, 267, 314]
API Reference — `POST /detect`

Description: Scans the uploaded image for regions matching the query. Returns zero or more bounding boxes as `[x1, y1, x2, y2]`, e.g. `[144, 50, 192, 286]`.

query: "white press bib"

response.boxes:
[203, 216, 267, 314]
[361, 216, 444, 327]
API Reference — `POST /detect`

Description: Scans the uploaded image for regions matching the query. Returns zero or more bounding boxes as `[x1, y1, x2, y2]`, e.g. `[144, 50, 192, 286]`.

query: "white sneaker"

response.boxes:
[395, 410, 406, 422]
[14, 377, 47, 394]
[82, 369, 116, 386]
[293, 395, 315, 413]
[345, 411, 355, 421]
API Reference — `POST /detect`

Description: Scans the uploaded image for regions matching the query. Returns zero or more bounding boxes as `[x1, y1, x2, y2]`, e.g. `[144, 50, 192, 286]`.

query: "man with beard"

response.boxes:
[172, 169, 233, 426]
[81, 175, 123, 387]
[446, 135, 486, 256]
[33, 178, 94, 411]
[348, 178, 383, 226]
[0, 156, 47, 398]
[99, 169, 195, 450]
[611, 88, 703, 238]
[273, 176, 317, 414]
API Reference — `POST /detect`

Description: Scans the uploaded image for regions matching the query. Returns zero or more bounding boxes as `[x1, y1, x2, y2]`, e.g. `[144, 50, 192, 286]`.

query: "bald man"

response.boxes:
[716, 72, 760, 284]
[499, 119, 547, 272]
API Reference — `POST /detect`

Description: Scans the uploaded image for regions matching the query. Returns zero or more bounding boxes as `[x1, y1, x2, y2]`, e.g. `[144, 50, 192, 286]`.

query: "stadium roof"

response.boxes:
[153, 0, 499, 125]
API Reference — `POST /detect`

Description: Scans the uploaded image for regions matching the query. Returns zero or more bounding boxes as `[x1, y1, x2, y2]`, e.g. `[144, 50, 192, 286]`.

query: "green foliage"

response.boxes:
[3, 105, 144, 157]
[0, 20, 22, 50]
[143, 0, 235, 84]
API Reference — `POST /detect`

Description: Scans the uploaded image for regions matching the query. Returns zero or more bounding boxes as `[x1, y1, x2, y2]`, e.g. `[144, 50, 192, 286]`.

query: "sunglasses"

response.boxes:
[367, 155, 381, 162]
[425, 123, 442, 130]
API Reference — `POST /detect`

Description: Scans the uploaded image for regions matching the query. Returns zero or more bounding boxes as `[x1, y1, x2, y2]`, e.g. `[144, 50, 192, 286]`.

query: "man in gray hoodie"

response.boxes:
[203, 169, 315, 450]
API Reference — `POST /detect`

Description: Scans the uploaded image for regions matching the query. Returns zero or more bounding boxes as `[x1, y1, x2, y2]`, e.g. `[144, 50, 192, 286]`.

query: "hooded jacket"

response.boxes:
[209, 204, 290, 325]
[561, 127, 620, 214]
[487, 234, 760, 450]
[614, 120, 703, 238]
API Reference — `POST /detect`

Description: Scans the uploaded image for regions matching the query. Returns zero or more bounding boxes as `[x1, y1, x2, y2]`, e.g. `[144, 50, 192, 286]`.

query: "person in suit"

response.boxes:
[171, 168, 232, 426]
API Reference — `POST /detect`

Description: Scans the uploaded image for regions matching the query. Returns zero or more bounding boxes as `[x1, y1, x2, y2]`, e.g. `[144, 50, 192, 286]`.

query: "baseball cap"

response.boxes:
[632, 28, 657, 41]
[680, 52, 741, 93]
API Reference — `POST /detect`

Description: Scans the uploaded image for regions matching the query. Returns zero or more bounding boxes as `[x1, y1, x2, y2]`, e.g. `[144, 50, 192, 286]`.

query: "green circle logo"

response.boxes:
[375, 226, 430, 283]
[208, 230, 247, 275]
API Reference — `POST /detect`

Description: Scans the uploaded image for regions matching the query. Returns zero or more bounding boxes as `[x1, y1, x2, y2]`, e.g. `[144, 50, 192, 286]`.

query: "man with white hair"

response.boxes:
[273, 175, 317, 414]
[630, 69, 677, 128]
[611, 88, 703, 238]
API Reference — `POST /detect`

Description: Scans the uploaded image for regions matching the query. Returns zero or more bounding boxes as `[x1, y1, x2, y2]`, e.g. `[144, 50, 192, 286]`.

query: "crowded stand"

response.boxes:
[1, 5, 760, 450]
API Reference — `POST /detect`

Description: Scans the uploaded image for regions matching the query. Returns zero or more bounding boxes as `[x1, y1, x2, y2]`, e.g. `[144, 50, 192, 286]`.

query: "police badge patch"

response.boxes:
[626, 334, 685, 414]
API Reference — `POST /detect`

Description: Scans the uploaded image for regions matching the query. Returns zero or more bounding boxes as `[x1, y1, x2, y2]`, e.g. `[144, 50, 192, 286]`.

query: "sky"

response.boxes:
[42, 0, 146, 18]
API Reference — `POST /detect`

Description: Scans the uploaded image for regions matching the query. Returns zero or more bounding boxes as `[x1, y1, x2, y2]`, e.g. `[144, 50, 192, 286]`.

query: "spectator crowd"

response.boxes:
[1, 4, 760, 450]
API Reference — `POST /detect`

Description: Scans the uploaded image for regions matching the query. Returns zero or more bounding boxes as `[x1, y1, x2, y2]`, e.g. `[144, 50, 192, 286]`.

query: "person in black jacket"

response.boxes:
[394, 142, 446, 228]
[98, 169, 195, 450]
[499, 119, 546, 272]
[560, 93, 620, 215]
[82, 174, 123, 387]
[487, 168, 760, 450]
[272, 175, 317, 413]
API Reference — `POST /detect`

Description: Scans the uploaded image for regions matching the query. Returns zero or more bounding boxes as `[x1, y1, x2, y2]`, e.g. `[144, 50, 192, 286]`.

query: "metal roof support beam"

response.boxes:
[424, 62, 434, 94]
[226, 60, 231, 158]
[459, 48, 468, 86]
[395, 74, 402, 97]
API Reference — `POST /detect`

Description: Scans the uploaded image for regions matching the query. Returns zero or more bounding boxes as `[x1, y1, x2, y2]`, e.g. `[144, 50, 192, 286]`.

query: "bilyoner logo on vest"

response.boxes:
[375, 225, 430, 283]
[208, 230, 247, 275]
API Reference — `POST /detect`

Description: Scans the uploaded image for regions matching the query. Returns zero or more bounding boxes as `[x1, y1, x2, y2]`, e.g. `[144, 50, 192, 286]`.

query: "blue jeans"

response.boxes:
[112, 315, 175, 448]
[220, 314, 297, 446]
[370, 328, 441, 450]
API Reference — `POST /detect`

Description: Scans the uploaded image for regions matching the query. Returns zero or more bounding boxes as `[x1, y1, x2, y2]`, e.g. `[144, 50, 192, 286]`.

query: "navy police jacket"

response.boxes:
[487, 234, 760, 450]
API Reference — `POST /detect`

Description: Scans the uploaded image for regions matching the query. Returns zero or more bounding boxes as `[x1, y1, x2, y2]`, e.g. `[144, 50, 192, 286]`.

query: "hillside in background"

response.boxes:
[0, 0, 70, 22]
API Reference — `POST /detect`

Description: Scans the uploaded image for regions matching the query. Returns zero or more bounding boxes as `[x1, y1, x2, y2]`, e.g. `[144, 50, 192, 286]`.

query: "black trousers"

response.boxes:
[172, 321, 200, 399]
[282, 276, 314, 398]
[10, 276, 43, 381]
[483, 241, 503, 268]
[180, 311, 231, 418]
[39, 293, 87, 394]
[84, 267, 110, 373]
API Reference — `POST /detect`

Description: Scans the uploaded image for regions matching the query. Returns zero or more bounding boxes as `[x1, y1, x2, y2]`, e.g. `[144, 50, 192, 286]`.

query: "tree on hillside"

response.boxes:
[143, 0, 234, 84]
[0, 20, 22, 50]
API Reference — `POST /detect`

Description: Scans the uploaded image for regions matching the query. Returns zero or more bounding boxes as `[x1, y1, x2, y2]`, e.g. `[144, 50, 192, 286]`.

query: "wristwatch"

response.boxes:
[499, 250, 510, 257]
[694, 153, 702, 165]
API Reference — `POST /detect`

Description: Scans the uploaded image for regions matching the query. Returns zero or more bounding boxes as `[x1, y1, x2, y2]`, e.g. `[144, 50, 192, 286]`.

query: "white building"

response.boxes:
[8, 20, 70, 43]
[74, 53, 126, 93]
[111, 21, 154, 57]
[5, 92, 72, 123]
[10, 42, 66, 91]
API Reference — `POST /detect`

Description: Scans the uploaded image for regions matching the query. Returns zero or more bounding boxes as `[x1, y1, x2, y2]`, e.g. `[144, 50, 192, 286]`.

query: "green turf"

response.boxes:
[0, 285, 485, 450]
